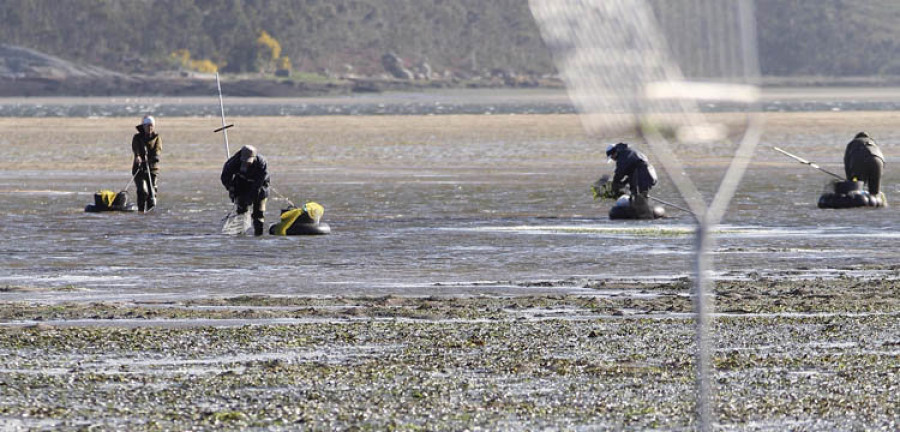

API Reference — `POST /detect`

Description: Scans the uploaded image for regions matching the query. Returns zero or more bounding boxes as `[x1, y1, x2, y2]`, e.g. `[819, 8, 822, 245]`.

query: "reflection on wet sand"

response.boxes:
[0, 111, 897, 301]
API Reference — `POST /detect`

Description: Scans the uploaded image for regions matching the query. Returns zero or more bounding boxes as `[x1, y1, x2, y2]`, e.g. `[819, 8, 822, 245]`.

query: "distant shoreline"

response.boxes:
[0, 74, 563, 98]
[4, 86, 900, 119]
[6, 85, 900, 102]
[6, 73, 900, 98]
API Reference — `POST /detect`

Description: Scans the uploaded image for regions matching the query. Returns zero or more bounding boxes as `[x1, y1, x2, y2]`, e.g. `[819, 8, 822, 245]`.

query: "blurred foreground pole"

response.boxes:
[529, 1, 763, 430]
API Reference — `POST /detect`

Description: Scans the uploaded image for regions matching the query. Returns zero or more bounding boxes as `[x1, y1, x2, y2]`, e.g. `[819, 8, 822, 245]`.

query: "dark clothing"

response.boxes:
[847, 157, 883, 195]
[221, 151, 270, 235]
[629, 193, 655, 219]
[844, 136, 885, 195]
[131, 128, 161, 211]
[221, 152, 270, 201]
[236, 197, 267, 236]
[610, 143, 658, 197]
[134, 172, 158, 212]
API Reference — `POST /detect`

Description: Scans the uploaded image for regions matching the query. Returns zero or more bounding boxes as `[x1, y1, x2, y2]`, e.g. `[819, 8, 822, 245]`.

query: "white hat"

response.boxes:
[605, 144, 616, 164]
[141, 115, 156, 126]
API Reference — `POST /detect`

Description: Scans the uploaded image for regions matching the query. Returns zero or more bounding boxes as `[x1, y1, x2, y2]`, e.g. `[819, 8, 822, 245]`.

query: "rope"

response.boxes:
[268, 184, 297, 208]
[120, 168, 140, 193]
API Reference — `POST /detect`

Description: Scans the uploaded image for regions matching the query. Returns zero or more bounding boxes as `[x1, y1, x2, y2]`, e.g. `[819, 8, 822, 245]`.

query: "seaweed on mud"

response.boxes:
[0, 277, 898, 430]
[2, 277, 899, 323]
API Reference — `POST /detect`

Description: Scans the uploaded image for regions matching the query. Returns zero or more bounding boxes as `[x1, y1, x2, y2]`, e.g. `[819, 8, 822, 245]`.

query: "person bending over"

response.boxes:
[221, 145, 270, 236]
[606, 142, 658, 218]
[844, 132, 885, 196]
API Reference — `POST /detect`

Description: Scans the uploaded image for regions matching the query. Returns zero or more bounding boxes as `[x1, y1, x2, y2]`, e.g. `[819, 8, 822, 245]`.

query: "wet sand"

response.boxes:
[2, 110, 900, 171]
[1, 111, 899, 429]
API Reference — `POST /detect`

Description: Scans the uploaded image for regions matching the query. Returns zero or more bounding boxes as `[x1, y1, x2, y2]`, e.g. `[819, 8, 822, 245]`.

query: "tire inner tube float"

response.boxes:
[608, 195, 665, 220]
[84, 190, 137, 212]
[818, 180, 887, 209]
[269, 202, 331, 235]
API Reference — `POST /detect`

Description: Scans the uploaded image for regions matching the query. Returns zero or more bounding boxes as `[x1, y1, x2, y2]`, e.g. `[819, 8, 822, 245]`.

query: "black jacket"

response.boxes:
[844, 135, 885, 178]
[611, 143, 658, 194]
[221, 152, 270, 200]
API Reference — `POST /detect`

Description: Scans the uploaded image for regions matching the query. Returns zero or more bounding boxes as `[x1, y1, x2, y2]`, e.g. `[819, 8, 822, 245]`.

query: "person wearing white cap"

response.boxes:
[221, 145, 270, 235]
[131, 115, 162, 212]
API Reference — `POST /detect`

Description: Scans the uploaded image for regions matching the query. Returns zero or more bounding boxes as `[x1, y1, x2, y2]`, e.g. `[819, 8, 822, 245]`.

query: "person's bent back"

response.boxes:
[221, 145, 270, 235]
[844, 132, 885, 195]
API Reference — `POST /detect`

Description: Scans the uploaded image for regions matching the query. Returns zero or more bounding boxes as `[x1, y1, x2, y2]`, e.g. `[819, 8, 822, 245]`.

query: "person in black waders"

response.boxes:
[844, 132, 885, 198]
[221, 145, 270, 236]
[132, 115, 161, 212]
[607, 142, 659, 218]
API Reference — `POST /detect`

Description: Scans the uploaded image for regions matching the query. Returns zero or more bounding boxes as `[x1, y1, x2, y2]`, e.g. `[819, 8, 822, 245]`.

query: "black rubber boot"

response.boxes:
[252, 208, 265, 236]
[136, 190, 146, 213]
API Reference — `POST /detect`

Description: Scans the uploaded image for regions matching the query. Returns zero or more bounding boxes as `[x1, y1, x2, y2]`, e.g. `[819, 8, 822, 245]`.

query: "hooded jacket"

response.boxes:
[611, 143, 658, 194]
[131, 126, 161, 174]
[844, 133, 885, 178]
[221, 151, 270, 200]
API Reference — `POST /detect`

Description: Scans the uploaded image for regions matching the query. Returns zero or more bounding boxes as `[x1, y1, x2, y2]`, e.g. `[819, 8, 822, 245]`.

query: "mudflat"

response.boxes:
[2, 110, 899, 170]
[1, 110, 898, 429]
[1, 276, 898, 430]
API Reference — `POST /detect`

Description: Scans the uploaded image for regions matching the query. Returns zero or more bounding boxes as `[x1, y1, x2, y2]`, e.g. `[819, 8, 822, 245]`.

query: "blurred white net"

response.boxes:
[531, 0, 762, 217]
[221, 210, 251, 235]
[530, 1, 763, 429]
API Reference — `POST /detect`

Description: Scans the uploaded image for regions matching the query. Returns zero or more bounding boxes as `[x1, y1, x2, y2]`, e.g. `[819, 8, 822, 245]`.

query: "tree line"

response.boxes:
[1, 0, 898, 78]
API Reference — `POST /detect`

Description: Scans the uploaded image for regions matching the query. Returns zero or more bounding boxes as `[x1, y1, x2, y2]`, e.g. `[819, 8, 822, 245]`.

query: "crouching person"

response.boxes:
[844, 131, 885, 197]
[221, 145, 269, 236]
[606, 142, 660, 219]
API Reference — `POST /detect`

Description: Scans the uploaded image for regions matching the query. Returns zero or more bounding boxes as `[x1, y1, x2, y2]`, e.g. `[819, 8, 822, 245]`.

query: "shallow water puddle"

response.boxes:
[459, 224, 699, 237]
